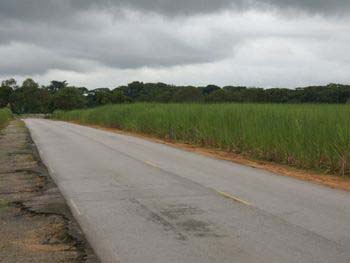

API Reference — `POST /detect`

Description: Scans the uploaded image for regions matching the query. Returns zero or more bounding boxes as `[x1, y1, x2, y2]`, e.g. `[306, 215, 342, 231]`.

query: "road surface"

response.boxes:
[25, 119, 350, 263]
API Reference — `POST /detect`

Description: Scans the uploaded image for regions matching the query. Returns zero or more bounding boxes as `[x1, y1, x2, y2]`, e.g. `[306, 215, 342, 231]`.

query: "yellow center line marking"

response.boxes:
[144, 161, 160, 168]
[216, 190, 253, 207]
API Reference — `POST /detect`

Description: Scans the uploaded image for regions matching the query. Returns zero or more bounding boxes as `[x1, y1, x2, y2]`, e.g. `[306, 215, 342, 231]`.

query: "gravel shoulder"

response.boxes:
[0, 120, 99, 263]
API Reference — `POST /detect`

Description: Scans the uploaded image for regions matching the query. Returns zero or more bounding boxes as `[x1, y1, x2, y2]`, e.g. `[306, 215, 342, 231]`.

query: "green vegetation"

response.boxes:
[1, 78, 350, 115]
[0, 108, 12, 129]
[53, 103, 350, 176]
[3, 77, 350, 176]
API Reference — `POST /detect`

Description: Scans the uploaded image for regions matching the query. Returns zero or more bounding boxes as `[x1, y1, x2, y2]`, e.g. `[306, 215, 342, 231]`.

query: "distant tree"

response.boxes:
[200, 85, 221, 96]
[154, 89, 174, 102]
[22, 78, 39, 89]
[47, 80, 68, 93]
[77, 87, 89, 96]
[223, 86, 247, 92]
[0, 86, 12, 107]
[85, 88, 115, 107]
[96, 88, 115, 105]
[264, 88, 292, 103]
[9, 78, 51, 113]
[1, 78, 18, 90]
[205, 89, 228, 103]
[53, 87, 87, 110]
[9, 90, 24, 113]
[111, 89, 131, 103]
[3, 77, 350, 114]
[240, 88, 266, 102]
[119, 81, 144, 101]
[0, 80, 14, 107]
[172, 86, 203, 102]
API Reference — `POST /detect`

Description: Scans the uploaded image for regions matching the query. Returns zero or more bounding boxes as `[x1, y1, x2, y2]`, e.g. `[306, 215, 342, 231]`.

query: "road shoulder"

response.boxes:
[0, 120, 99, 262]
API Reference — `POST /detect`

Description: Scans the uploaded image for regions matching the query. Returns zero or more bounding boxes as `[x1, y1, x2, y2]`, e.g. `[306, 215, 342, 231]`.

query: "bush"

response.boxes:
[0, 108, 12, 129]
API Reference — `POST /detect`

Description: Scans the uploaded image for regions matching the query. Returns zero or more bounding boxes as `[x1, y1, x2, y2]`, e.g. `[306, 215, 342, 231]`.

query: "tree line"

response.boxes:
[0, 78, 350, 114]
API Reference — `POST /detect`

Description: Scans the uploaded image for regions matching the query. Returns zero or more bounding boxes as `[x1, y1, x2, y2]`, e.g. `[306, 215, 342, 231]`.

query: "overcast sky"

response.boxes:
[1, 0, 350, 89]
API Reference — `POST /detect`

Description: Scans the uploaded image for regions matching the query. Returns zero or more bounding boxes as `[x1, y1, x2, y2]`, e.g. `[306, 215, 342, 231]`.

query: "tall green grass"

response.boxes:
[0, 108, 12, 129]
[53, 103, 350, 176]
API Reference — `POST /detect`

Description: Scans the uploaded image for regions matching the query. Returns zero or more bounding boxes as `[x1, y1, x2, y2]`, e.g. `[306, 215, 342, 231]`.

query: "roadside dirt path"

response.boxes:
[0, 120, 99, 262]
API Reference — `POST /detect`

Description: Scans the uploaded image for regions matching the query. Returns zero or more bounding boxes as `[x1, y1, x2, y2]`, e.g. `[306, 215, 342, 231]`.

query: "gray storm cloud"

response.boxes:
[0, 0, 349, 87]
[1, 0, 349, 21]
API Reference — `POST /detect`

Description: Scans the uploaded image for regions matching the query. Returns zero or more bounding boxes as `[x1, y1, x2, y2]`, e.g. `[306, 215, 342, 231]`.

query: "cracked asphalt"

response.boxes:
[25, 118, 350, 263]
[0, 120, 99, 262]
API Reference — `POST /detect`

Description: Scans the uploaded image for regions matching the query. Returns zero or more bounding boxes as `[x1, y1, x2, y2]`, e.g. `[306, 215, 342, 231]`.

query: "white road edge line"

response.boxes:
[48, 166, 55, 174]
[70, 199, 82, 216]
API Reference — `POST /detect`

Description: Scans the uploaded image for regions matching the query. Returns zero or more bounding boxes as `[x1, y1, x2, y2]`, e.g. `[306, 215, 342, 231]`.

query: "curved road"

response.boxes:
[25, 119, 350, 263]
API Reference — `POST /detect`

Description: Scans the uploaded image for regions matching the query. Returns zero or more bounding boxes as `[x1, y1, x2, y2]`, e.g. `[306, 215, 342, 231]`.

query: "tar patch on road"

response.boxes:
[0, 120, 99, 263]
[133, 198, 224, 241]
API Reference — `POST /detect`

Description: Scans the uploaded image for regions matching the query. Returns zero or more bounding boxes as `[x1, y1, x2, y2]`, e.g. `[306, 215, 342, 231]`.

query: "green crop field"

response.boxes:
[53, 103, 350, 176]
[0, 108, 12, 129]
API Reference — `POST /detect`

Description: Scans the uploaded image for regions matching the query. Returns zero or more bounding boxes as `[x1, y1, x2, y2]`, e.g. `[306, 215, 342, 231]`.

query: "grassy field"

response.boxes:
[0, 108, 12, 129]
[53, 103, 350, 176]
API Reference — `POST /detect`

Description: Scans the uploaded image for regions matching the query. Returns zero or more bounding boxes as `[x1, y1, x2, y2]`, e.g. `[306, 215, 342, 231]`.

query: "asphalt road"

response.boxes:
[25, 119, 350, 263]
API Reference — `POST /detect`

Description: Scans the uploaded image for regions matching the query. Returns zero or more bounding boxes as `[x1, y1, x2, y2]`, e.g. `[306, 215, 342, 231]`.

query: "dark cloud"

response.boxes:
[0, 0, 349, 86]
[261, 0, 350, 15]
[0, 0, 234, 22]
[0, 8, 238, 75]
[1, 0, 349, 23]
